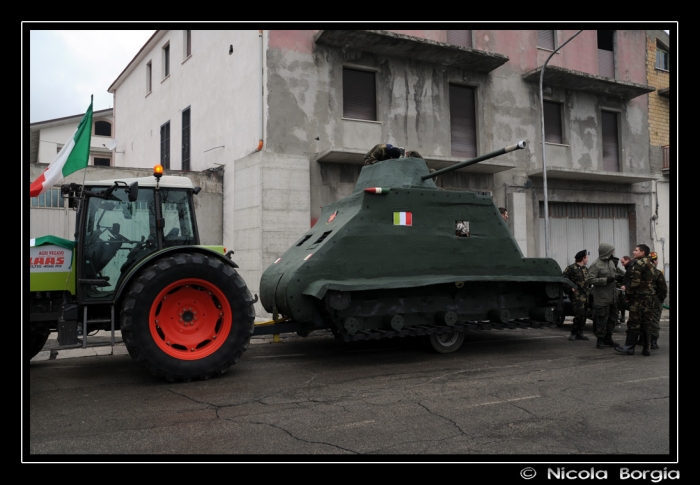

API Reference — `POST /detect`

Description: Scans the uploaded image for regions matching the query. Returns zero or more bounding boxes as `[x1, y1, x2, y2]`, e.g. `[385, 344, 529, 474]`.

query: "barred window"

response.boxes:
[30, 188, 64, 208]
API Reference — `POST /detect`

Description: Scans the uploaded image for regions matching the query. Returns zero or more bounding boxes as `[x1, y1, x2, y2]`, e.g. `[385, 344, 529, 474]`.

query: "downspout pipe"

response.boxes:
[539, 30, 582, 257]
[257, 30, 264, 152]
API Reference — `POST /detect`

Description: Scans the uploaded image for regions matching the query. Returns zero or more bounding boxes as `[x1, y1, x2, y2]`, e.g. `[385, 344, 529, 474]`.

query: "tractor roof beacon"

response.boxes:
[28, 165, 256, 382]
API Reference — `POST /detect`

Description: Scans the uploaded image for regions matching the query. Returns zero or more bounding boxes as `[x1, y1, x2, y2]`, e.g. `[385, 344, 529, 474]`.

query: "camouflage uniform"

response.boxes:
[364, 144, 401, 165]
[364, 144, 425, 164]
[563, 262, 589, 335]
[625, 256, 657, 334]
[650, 265, 668, 342]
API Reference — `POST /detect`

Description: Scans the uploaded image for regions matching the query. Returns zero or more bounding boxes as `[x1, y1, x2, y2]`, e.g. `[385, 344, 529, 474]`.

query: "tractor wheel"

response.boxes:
[426, 331, 465, 354]
[120, 252, 255, 382]
[28, 329, 50, 360]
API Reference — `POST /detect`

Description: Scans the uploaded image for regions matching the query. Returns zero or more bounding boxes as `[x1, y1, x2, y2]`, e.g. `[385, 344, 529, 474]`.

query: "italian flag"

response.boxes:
[393, 211, 412, 226]
[29, 96, 93, 198]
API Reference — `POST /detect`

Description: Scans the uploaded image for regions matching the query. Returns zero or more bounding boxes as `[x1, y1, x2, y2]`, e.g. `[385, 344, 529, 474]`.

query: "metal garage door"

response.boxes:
[539, 202, 630, 271]
[29, 187, 75, 241]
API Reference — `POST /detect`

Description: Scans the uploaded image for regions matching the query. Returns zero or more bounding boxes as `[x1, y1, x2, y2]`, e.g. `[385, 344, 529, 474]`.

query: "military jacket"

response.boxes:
[563, 263, 588, 293]
[627, 256, 656, 297]
[364, 144, 392, 165]
[652, 267, 668, 302]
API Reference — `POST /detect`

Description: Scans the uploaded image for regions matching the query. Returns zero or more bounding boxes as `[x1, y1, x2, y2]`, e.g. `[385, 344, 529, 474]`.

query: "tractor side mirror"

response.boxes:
[127, 181, 139, 202]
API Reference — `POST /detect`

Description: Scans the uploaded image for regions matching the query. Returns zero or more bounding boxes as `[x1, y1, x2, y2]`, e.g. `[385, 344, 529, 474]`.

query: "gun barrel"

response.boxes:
[421, 141, 527, 180]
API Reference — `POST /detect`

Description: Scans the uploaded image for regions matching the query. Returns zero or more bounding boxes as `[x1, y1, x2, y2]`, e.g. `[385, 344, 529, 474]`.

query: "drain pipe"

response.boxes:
[257, 30, 264, 152]
[539, 29, 582, 257]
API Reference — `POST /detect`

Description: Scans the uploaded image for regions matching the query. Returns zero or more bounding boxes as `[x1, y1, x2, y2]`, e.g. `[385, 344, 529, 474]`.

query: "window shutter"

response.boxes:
[449, 84, 476, 157]
[537, 30, 554, 50]
[182, 108, 191, 171]
[447, 30, 472, 48]
[543, 101, 562, 144]
[343, 68, 376, 121]
[601, 111, 619, 172]
[160, 122, 170, 169]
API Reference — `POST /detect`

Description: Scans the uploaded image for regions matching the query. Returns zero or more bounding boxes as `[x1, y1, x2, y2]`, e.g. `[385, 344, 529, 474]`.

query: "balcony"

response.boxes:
[314, 30, 509, 73]
[522, 65, 656, 100]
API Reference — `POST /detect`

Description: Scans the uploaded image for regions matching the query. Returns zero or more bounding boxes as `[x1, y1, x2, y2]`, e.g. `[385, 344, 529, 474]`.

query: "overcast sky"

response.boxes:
[27, 29, 156, 123]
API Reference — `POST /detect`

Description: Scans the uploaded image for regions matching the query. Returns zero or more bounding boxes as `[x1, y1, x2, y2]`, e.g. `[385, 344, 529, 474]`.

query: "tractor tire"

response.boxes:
[28, 329, 50, 360]
[120, 252, 255, 382]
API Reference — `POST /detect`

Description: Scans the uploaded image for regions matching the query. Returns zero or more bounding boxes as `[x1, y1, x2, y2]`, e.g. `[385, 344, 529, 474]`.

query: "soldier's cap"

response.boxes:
[650, 251, 658, 260]
[575, 249, 587, 260]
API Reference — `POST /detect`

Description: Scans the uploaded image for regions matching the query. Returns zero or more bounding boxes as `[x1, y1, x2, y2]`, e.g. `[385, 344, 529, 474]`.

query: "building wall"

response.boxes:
[33, 111, 115, 166]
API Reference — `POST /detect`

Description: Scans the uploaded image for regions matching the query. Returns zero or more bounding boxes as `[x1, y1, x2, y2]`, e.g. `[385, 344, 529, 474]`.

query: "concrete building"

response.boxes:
[645, 29, 671, 293]
[33, 29, 669, 318]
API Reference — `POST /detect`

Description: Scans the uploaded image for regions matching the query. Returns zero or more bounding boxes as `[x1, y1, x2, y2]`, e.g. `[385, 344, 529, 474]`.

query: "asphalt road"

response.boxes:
[25, 312, 675, 466]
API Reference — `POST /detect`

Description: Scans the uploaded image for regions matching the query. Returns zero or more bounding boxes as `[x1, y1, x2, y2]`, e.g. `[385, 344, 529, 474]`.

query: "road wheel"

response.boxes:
[427, 331, 465, 354]
[28, 329, 50, 360]
[121, 252, 255, 382]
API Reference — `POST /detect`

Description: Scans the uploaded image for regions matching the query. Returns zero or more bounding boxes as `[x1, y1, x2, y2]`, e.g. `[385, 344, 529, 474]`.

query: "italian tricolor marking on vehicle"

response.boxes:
[393, 211, 412, 226]
[364, 187, 391, 194]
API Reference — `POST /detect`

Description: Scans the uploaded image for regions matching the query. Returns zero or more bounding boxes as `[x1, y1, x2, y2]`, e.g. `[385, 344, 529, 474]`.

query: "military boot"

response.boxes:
[569, 332, 577, 341]
[615, 330, 639, 355]
[642, 332, 651, 356]
[575, 332, 589, 341]
[596, 337, 606, 349]
[603, 333, 619, 348]
[651, 335, 659, 350]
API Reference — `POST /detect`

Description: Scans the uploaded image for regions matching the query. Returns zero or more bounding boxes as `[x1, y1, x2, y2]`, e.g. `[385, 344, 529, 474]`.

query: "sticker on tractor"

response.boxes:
[30, 244, 73, 272]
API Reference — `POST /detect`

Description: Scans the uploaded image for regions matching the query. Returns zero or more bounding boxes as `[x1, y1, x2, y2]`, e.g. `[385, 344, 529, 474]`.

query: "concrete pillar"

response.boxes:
[508, 191, 528, 257]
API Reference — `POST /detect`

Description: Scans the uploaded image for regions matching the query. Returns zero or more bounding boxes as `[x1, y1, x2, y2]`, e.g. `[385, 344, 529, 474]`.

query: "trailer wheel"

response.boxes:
[121, 252, 255, 382]
[426, 331, 465, 354]
[28, 329, 50, 360]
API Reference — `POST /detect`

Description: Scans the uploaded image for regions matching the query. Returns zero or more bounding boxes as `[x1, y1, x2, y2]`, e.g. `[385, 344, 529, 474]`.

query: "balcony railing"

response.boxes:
[662, 145, 669, 171]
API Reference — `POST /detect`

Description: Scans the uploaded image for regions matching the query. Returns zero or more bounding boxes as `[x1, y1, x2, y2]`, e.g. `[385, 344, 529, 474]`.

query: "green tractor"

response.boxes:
[28, 166, 256, 382]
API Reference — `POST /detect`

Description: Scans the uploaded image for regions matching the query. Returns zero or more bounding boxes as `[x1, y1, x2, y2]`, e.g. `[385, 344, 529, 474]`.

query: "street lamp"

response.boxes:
[539, 30, 583, 257]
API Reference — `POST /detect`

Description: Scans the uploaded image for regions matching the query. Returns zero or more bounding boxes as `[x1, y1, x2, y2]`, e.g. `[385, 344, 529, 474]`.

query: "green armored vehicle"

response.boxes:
[260, 142, 574, 353]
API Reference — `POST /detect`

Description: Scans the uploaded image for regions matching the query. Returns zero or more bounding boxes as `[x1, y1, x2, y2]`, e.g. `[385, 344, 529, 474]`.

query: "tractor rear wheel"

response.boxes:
[120, 252, 255, 382]
[28, 328, 50, 360]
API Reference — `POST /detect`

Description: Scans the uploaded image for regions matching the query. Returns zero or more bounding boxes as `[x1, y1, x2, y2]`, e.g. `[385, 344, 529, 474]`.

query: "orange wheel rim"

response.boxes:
[148, 278, 232, 360]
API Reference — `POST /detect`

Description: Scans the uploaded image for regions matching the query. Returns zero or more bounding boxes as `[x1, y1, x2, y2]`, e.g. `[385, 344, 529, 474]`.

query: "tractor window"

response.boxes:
[455, 220, 470, 237]
[160, 189, 196, 247]
[82, 186, 156, 300]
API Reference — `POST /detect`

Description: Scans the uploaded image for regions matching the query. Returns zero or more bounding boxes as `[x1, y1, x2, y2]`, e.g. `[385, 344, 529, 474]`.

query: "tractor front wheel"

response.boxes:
[120, 252, 255, 382]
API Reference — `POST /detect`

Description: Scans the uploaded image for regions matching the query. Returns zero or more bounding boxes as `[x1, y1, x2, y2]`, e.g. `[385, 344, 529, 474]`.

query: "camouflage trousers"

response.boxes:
[593, 304, 618, 338]
[625, 293, 656, 333]
[570, 292, 588, 334]
[650, 298, 662, 338]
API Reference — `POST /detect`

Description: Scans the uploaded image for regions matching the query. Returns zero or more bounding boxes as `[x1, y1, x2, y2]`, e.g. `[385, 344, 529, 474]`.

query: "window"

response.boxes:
[342, 67, 376, 121]
[146, 61, 152, 93]
[182, 107, 191, 171]
[94, 120, 111, 137]
[597, 30, 615, 78]
[93, 157, 110, 167]
[449, 84, 476, 157]
[601, 110, 619, 172]
[30, 188, 63, 208]
[447, 30, 472, 48]
[543, 101, 563, 144]
[655, 41, 669, 71]
[537, 30, 555, 50]
[184, 30, 191, 59]
[163, 43, 170, 78]
[160, 121, 170, 169]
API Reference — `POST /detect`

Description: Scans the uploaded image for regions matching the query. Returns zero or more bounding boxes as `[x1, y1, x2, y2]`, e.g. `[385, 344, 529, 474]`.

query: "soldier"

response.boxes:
[363, 144, 403, 165]
[563, 249, 590, 341]
[618, 255, 631, 323]
[649, 252, 668, 350]
[615, 244, 656, 356]
[499, 207, 509, 222]
[585, 243, 621, 349]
